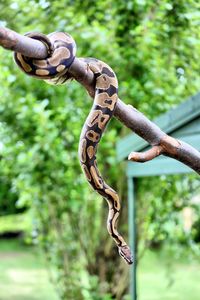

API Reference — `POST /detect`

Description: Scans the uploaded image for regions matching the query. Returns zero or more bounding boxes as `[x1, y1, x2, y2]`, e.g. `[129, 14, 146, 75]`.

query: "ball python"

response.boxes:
[14, 32, 133, 265]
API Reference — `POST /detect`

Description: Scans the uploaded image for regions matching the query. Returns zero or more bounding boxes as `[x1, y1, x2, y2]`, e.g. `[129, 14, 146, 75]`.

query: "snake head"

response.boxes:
[118, 245, 133, 265]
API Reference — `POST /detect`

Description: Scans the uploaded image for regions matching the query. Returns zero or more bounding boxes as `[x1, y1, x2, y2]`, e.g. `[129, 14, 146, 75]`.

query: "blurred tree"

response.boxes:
[0, 0, 199, 299]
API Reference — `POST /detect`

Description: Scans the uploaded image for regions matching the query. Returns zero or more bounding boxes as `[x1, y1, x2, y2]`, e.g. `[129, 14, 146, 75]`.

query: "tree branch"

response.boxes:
[0, 26, 48, 58]
[69, 60, 200, 174]
[0, 26, 200, 174]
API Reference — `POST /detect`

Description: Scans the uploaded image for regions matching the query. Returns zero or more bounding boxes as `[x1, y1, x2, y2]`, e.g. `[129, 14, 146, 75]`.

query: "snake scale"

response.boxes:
[14, 31, 133, 265]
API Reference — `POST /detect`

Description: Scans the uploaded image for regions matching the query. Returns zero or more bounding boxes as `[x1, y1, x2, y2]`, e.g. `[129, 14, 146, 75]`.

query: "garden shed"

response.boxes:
[116, 92, 200, 300]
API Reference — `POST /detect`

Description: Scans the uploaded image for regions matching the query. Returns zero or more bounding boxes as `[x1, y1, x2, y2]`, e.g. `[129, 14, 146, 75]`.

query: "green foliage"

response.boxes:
[137, 174, 200, 256]
[0, 175, 20, 216]
[0, 213, 32, 235]
[0, 0, 199, 299]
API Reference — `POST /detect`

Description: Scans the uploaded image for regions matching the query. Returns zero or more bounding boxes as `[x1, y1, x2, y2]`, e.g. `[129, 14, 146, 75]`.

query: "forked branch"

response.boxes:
[0, 26, 200, 174]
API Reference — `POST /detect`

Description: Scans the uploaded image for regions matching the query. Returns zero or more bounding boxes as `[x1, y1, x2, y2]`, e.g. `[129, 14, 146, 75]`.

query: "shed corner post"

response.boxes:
[127, 176, 137, 300]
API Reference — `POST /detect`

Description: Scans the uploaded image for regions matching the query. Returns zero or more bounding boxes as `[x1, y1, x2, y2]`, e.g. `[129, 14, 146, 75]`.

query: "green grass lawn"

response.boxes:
[0, 239, 58, 300]
[138, 249, 200, 300]
[0, 238, 199, 300]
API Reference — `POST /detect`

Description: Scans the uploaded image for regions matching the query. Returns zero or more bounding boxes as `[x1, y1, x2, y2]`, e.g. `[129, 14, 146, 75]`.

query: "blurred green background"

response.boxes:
[0, 0, 200, 299]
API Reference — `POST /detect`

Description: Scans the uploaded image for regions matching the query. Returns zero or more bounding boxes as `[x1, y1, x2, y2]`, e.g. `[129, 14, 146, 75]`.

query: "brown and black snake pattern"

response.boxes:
[14, 32, 76, 84]
[14, 32, 133, 265]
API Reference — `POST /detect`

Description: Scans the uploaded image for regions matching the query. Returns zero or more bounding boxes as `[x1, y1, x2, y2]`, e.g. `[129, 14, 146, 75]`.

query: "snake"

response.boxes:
[14, 32, 133, 265]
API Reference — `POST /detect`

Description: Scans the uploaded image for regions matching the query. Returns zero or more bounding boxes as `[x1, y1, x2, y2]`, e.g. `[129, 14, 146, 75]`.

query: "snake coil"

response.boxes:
[14, 32, 133, 265]
[14, 32, 76, 84]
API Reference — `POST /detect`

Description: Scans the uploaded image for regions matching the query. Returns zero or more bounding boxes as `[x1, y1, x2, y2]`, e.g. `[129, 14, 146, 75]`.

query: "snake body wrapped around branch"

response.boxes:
[14, 31, 133, 264]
